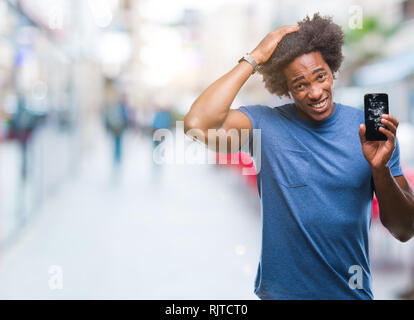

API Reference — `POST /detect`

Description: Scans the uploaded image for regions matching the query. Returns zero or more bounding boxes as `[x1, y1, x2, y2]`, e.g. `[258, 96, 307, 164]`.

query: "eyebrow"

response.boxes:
[291, 67, 326, 85]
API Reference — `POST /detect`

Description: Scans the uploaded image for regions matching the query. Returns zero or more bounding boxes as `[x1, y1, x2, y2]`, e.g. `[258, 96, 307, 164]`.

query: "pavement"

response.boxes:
[0, 132, 261, 299]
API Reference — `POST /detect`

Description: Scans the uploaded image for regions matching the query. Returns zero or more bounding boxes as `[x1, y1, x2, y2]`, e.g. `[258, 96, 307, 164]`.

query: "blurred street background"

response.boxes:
[1, 0, 414, 299]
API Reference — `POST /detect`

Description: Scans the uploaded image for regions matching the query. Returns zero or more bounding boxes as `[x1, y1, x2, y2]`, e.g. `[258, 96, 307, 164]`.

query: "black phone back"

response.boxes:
[364, 93, 389, 141]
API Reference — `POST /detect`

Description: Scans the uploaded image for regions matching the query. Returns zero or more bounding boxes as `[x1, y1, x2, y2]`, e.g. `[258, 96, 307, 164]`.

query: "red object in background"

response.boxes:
[216, 152, 257, 191]
[216, 153, 414, 220]
[372, 196, 380, 219]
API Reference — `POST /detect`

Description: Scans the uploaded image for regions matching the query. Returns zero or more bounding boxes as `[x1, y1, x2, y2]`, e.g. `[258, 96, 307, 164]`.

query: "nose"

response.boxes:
[308, 84, 323, 101]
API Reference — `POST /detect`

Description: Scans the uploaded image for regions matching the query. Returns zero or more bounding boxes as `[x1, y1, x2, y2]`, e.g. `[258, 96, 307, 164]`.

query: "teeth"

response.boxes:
[311, 99, 326, 109]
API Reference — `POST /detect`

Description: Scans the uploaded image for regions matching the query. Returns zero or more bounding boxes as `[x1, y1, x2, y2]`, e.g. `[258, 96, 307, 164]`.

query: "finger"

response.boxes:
[287, 25, 300, 31]
[383, 114, 399, 128]
[379, 126, 395, 143]
[278, 25, 299, 35]
[380, 118, 397, 135]
[359, 124, 367, 144]
[283, 25, 299, 30]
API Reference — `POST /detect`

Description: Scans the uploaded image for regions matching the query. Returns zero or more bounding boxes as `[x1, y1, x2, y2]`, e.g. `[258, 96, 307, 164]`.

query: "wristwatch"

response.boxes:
[238, 53, 260, 74]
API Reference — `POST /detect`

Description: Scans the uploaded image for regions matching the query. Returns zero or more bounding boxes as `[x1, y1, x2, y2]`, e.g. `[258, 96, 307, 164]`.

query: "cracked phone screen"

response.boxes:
[364, 93, 389, 141]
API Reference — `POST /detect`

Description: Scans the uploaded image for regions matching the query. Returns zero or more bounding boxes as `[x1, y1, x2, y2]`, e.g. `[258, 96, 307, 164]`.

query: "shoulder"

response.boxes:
[237, 104, 271, 125]
[237, 103, 297, 129]
[237, 104, 272, 114]
[274, 103, 296, 117]
[237, 103, 294, 118]
[336, 103, 363, 114]
[336, 103, 364, 121]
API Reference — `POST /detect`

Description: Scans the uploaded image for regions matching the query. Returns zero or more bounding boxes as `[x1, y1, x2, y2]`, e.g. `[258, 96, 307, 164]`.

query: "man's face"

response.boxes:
[284, 51, 334, 122]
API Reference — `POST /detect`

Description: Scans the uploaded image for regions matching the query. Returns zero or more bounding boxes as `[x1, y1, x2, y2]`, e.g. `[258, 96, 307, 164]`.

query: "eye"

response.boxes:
[295, 83, 304, 90]
[317, 73, 326, 80]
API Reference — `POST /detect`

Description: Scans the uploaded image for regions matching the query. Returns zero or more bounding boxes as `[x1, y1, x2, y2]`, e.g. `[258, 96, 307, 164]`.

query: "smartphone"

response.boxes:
[364, 93, 389, 141]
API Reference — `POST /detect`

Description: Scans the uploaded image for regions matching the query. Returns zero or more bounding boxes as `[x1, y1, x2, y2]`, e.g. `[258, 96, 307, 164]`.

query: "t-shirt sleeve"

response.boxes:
[237, 105, 263, 155]
[238, 105, 260, 131]
[388, 136, 403, 177]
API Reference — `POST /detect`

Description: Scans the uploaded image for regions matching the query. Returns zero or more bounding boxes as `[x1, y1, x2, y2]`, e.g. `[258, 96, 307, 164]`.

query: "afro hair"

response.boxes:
[258, 13, 345, 98]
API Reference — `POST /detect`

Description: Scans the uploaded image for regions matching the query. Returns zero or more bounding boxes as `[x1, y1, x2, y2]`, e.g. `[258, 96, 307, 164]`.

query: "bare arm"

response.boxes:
[373, 171, 414, 242]
[184, 25, 299, 154]
[184, 61, 255, 133]
[359, 114, 414, 242]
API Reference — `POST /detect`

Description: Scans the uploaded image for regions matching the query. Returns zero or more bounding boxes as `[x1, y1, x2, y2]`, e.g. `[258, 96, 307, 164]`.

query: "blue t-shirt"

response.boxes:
[238, 102, 403, 300]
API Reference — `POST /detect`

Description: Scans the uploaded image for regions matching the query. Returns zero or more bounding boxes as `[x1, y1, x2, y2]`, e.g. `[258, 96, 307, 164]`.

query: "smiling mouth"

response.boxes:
[308, 97, 328, 109]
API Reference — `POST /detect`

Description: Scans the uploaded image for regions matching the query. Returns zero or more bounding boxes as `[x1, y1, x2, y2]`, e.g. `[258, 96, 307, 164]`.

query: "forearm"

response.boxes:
[372, 166, 414, 241]
[184, 60, 254, 132]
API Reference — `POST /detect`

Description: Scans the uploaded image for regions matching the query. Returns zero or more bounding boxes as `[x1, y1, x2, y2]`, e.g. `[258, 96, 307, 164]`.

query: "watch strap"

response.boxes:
[238, 53, 259, 74]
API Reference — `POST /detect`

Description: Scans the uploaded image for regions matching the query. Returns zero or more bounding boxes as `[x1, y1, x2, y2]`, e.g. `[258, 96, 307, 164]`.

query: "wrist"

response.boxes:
[238, 53, 260, 74]
[238, 59, 255, 74]
[249, 51, 263, 66]
[371, 165, 390, 177]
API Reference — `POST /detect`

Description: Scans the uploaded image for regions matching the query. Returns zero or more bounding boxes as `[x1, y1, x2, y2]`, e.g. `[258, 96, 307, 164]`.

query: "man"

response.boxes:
[184, 13, 414, 299]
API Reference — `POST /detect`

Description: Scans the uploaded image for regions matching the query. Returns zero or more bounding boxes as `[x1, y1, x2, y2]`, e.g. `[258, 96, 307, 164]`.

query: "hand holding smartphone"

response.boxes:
[364, 93, 389, 141]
